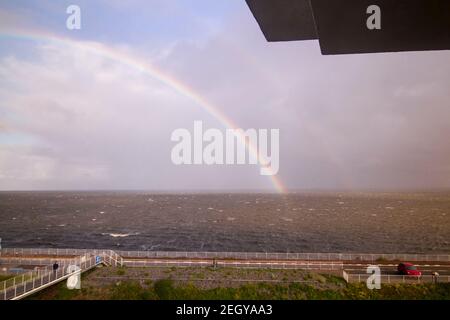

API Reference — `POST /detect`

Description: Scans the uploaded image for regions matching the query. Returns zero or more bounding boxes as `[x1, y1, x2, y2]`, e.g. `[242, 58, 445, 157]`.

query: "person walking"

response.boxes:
[52, 261, 59, 278]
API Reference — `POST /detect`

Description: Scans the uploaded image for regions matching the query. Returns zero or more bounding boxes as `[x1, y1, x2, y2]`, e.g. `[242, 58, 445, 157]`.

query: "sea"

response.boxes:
[0, 191, 449, 253]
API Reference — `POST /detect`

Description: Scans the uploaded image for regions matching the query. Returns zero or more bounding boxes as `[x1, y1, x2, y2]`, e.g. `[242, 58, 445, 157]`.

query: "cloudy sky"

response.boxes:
[0, 0, 449, 192]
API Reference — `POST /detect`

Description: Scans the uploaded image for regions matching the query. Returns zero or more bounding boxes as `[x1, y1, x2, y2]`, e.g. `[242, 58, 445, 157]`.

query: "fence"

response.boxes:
[342, 270, 450, 284]
[1, 248, 449, 262]
[0, 253, 97, 300]
[0, 250, 122, 300]
[0, 250, 122, 268]
[0, 257, 82, 266]
[124, 259, 343, 270]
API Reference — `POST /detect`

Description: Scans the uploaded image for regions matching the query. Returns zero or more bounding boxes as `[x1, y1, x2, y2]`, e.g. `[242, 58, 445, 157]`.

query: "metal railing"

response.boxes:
[0, 249, 123, 267]
[1, 248, 449, 262]
[1, 254, 95, 300]
[124, 259, 343, 270]
[0, 257, 82, 266]
[342, 271, 450, 284]
[216, 261, 343, 270]
[103, 250, 124, 267]
[0, 250, 122, 300]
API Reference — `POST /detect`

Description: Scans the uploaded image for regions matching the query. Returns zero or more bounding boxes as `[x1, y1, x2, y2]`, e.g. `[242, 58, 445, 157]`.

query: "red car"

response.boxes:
[397, 262, 422, 276]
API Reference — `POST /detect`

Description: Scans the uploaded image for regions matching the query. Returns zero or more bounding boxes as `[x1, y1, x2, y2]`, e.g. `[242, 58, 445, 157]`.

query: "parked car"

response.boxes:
[397, 262, 422, 276]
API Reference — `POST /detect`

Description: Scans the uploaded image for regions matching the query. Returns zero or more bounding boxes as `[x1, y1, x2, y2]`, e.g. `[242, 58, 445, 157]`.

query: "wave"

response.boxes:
[101, 232, 140, 238]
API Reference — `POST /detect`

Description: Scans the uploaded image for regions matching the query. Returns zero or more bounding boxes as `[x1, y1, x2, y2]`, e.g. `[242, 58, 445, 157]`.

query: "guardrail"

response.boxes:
[0, 253, 98, 300]
[124, 259, 343, 270]
[0, 257, 80, 266]
[1, 248, 449, 262]
[217, 261, 343, 270]
[343, 273, 450, 284]
[0, 250, 123, 300]
[0, 250, 123, 267]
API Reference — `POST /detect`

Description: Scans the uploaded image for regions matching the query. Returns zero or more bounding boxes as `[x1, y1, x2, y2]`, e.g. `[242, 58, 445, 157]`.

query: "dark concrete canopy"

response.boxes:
[246, 0, 450, 55]
[245, 0, 317, 41]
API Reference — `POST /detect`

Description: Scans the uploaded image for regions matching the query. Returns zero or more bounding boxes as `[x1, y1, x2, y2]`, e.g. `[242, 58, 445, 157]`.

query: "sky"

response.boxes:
[0, 0, 449, 192]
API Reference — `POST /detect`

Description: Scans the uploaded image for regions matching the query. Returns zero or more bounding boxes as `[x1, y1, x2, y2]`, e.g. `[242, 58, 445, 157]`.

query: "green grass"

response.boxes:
[24, 266, 450, 300]
[116, 267, 126, 276]
[110, 282, 158, 300]
[109, 280, 450, 300]
[0, 275, 14, 282]
[29, 277, 450, 300]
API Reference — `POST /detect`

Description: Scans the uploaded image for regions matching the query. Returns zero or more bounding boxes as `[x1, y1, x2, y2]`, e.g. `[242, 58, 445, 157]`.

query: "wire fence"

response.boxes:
[342, 271, 450, 284]
[0, 250, 122, 267]
[0, 257, 82, 266]
[124, 259, 343, 270]
[347, 274, 450, 284]
[1, 248, 449, 262]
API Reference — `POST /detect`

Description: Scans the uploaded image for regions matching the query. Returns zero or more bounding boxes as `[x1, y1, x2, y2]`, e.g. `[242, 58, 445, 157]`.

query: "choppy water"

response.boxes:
[0, 191, 449, 253]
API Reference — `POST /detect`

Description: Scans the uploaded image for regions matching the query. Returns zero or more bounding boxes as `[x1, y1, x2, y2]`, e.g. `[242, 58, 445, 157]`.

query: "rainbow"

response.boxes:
[0, 28, 286, 193]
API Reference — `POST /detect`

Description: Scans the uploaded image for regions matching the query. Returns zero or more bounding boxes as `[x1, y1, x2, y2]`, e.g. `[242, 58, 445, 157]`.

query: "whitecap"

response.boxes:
[102, 232, 139, 238]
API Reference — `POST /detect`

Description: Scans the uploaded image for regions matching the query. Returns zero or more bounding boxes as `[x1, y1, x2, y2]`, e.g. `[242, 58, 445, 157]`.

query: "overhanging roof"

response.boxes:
[245, 0, 317, 41]
[246, 0, 450, 55]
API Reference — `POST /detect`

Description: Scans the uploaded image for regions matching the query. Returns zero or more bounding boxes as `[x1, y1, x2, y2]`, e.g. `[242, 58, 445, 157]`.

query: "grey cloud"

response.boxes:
[0, 9, 449, 191]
